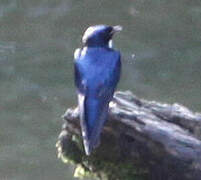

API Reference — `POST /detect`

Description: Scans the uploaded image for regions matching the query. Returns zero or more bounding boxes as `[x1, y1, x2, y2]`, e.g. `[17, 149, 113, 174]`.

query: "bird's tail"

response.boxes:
[78, 93, 108, 155]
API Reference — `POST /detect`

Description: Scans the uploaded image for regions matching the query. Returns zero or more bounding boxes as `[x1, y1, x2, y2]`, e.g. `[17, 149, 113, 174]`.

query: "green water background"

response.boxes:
[0, 0, 201, 179]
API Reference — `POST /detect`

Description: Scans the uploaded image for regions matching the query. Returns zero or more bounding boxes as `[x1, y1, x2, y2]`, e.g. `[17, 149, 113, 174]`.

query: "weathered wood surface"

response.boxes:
[57, 91, 201, 180]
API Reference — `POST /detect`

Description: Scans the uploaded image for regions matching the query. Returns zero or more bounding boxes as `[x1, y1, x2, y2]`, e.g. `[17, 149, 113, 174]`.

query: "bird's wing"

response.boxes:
[74, 48, 84, 92]
[85, 53, 121, 155]
[97, 51, 121, 100]
[82, 95, 108, 155]
[74, 50, 121, 155]
[74, 48, 92, 154]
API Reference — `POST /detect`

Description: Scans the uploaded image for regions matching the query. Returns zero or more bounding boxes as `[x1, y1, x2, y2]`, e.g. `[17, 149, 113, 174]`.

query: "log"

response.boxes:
[56, 91, 201, 180]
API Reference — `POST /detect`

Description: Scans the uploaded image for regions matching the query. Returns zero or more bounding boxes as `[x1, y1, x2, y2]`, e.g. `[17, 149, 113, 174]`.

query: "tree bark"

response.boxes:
[56, 91, 201, 180]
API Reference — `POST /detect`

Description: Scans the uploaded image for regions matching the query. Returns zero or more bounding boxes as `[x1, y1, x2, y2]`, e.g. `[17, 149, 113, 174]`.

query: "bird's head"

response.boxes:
[82, 25, 122, 48]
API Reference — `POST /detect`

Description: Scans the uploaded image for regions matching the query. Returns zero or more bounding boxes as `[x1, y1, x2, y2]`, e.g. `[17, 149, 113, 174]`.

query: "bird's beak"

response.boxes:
[112, 25, 123, 34]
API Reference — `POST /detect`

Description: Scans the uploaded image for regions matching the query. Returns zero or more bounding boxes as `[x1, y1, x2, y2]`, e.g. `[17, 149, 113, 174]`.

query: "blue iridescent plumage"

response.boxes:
[74, 25, 122, 155]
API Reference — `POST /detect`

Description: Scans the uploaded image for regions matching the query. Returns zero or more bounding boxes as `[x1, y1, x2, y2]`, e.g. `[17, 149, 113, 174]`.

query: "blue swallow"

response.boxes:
[74, 25, 122, 155]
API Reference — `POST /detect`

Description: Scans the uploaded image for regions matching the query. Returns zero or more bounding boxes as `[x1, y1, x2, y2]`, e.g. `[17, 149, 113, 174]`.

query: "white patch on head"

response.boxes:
[82, 27, 96, 44]
[108, 40, 113, 48]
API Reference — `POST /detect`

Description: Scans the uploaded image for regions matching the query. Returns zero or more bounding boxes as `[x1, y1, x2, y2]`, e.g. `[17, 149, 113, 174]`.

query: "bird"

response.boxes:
[74, 25, 122, 155]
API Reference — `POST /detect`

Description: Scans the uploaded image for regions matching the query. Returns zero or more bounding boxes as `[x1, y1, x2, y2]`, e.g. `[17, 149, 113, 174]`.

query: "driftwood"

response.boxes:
[56, 91, 201, 180]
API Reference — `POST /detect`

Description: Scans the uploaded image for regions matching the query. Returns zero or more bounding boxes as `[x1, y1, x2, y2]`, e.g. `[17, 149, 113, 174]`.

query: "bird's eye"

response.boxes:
[108, 27, 113, 33]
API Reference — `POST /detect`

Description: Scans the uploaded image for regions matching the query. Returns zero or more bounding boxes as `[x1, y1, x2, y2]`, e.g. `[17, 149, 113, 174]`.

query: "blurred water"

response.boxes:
[0, 0, 201, 179]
